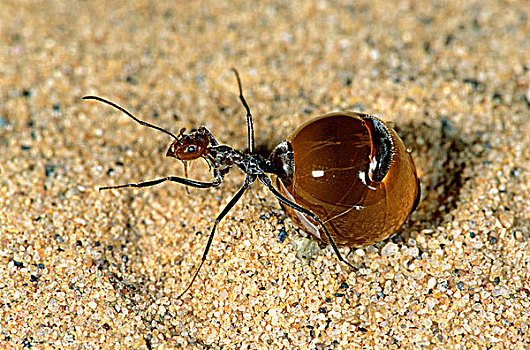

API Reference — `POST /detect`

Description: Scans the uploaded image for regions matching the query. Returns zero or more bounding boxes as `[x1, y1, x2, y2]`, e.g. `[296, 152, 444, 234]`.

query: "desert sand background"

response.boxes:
[1, 1, 528, 349]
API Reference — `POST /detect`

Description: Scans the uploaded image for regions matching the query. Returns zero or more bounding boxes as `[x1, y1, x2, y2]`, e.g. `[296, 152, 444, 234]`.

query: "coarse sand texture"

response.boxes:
[1, 1, 528, 349]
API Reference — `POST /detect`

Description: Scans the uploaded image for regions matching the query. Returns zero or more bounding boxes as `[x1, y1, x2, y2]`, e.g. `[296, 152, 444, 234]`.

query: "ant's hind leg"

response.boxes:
[258, 174, 355, 270]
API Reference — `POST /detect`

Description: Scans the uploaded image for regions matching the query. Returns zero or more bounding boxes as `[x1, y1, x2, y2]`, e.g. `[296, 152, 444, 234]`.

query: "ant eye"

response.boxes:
[187, 145, 197, 153]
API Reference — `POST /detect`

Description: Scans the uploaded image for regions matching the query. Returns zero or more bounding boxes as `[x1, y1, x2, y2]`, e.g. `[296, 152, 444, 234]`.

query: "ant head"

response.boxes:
[166, 127, 211, 161]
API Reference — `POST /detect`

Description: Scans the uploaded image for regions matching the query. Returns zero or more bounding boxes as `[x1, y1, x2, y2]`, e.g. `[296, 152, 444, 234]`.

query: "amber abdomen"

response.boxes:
[275, 112, 419, 247]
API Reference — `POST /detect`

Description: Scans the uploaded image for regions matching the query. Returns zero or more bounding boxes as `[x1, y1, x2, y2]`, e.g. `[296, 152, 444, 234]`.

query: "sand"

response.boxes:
[1, 0, 528, 349]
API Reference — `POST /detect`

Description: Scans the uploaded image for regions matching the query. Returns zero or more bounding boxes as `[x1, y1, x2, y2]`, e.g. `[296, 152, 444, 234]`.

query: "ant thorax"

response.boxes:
[208, 145, 274, 176]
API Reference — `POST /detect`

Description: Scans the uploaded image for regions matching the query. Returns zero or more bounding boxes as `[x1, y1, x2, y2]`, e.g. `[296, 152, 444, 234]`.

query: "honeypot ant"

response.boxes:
[83, 69, 362, 299]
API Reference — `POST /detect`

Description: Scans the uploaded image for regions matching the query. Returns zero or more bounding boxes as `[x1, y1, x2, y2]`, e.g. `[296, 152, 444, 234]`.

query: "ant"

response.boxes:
[83, 69, 354, 299]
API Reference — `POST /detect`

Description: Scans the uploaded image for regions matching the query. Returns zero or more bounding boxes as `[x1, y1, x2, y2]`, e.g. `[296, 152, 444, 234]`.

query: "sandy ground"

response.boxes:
[1, 1, 529, 349]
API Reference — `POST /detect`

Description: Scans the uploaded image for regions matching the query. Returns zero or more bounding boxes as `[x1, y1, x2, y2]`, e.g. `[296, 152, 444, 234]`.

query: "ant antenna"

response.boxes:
[231, 68, 255, 154]
[82, 95, 179, 140]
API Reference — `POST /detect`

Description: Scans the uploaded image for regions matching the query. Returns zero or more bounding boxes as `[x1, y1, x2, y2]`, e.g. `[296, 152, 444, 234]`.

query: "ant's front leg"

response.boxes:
[99, 175, 222, 191]
[101, 156, 227, 192]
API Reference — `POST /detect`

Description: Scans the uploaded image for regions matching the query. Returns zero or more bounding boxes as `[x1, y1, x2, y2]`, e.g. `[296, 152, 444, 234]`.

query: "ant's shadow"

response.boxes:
[396, 117, 477, 236]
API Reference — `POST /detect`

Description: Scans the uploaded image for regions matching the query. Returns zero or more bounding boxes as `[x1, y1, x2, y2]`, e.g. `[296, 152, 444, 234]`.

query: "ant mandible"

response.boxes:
[83, 69, 354, 299]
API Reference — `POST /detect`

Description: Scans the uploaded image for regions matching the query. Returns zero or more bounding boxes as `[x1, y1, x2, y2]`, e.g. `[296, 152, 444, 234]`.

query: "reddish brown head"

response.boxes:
[166, 127, 211, 161]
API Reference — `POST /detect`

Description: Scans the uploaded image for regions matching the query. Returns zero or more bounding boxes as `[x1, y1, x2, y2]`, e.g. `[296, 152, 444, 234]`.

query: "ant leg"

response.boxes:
[231, 68, 254, 154]
[177, 175, 254, 299]
[258, 174, 355, 270]
[99, 176, 223, 191]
